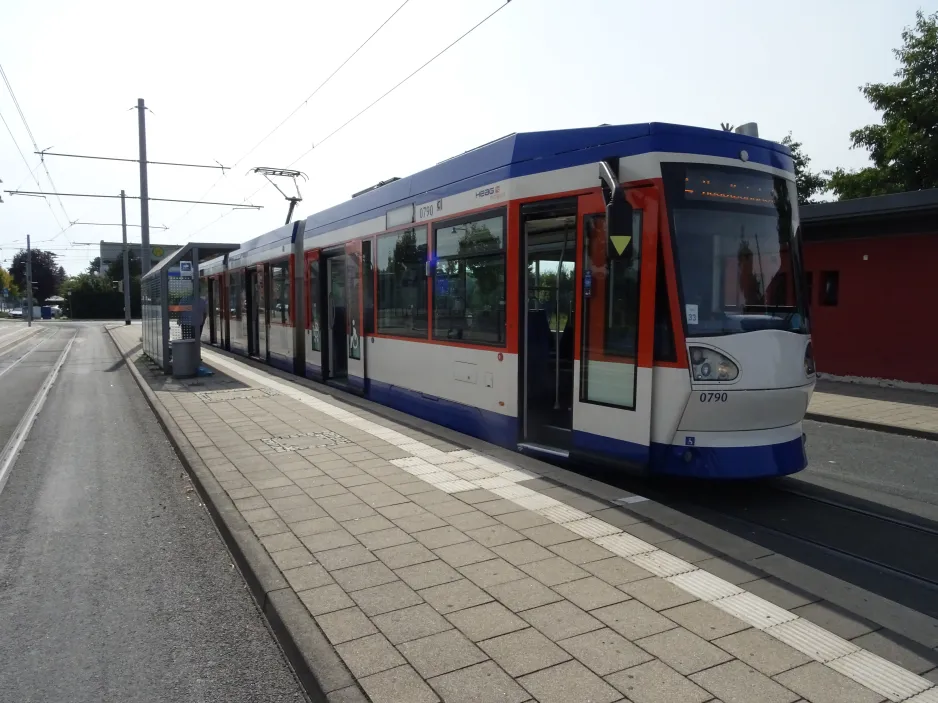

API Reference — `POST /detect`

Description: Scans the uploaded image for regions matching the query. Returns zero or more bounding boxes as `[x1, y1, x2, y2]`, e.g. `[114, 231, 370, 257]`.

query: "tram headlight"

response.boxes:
[689, 347, 738, 382]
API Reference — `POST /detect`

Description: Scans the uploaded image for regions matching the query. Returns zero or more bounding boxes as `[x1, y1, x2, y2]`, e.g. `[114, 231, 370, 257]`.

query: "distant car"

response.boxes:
[8, 309, 23, 318]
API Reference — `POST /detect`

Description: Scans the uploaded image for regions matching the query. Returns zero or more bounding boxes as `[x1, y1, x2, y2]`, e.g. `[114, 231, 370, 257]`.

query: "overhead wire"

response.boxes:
[189, 0, 515, 239]
[169, 0, 414, 234]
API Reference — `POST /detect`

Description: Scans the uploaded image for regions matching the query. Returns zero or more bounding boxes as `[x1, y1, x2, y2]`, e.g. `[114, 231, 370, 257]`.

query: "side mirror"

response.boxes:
[598, 162, 634, 258]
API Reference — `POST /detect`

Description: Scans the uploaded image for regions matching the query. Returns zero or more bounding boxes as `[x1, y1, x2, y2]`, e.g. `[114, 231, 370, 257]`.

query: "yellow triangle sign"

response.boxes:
[610, 235, 631, 256]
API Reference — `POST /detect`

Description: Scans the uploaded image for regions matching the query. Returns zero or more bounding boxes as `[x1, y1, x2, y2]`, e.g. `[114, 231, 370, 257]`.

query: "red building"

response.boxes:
[801, 189, 938, 386]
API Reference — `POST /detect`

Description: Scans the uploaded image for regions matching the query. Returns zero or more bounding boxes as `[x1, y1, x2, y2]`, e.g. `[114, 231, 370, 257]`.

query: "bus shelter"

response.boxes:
[141, 242, 238, 375]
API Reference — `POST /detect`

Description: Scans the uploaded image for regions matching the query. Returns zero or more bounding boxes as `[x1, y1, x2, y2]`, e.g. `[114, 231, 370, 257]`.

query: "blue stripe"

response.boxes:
[366, 379, 516, 448]
[648, 436, 807, 479]
[304, 123, 793, 238]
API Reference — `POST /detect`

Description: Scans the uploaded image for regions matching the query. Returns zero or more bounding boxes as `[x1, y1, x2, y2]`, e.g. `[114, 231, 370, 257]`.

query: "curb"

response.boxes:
[806, 411, 938, 442]
[105, 328, 362, 703]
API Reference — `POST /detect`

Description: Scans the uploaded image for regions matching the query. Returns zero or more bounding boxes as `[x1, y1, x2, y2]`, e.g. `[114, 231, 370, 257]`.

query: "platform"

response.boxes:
[111, 324, 938, 703]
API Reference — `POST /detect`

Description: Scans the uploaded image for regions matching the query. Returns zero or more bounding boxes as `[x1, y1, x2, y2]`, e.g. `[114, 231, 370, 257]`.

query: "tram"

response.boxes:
[200, 122, 815, 478]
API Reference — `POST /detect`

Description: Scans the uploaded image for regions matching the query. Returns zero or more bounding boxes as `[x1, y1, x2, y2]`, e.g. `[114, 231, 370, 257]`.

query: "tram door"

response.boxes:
[325, 254, 348, 381]
[247, 266, 268, 359]
[210, 278, 222, 346]
[521, 199, 578, 451]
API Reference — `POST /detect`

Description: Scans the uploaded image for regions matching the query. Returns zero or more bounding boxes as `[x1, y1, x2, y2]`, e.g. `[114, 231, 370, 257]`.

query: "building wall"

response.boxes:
[802, 232, 938, 385]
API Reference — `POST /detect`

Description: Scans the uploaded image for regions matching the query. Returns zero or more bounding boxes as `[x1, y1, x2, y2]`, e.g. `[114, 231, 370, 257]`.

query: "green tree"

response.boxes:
[105, 250, 141, 282]
[11, 249, 66, 303]
[828, 11, 938, 199]
[86, 257, 102, 276]
[780, 133, 828, 204]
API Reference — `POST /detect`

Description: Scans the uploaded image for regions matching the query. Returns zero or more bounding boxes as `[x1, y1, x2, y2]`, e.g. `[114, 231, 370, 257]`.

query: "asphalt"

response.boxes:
[0, 324, 306, 703]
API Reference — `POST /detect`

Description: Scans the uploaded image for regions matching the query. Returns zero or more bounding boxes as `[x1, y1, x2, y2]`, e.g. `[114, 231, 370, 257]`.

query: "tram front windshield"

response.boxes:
[663, 163, 808, 337]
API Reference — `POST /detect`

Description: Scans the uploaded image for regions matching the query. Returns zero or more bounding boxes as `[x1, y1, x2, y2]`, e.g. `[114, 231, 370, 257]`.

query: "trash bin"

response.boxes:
[40, 306, 52, 320]
[171, 339, 200, 378]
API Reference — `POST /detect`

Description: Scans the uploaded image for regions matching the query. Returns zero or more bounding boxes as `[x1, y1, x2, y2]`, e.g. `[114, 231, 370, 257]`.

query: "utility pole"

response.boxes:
[121, 190, 131, 326]
[137, 98, 151, 274]
[25, 234, 32, 327]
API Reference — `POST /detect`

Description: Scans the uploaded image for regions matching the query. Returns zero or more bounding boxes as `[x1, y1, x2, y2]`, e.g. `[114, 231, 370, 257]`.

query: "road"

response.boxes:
[0, 323, 306, 703]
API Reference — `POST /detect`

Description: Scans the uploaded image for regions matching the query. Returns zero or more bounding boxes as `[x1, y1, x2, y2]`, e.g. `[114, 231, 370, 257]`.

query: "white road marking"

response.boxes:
[200, 348, 938, 701]
[0, 332, 75, 496]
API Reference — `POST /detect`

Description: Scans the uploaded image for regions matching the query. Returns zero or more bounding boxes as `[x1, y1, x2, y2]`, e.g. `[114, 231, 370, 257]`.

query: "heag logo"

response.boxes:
[475, 185, 501, 199]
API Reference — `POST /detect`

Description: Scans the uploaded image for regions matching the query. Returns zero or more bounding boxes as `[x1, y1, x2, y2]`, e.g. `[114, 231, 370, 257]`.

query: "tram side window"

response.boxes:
[271, 260, 289, 324]
[433, 213, 506, 346]
[654, 248, 676, 362]
[580, 212, 643, 409]
[363, 240, 375, 335]
[229, 271, 242, 320]
[377, 226, 428, 337]
[309, 259, 321, 351]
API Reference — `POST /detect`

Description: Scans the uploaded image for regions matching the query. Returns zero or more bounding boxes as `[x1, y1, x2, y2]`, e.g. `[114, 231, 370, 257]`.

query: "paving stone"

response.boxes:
[519, 556, 589, 586]
[327, 502, 379, 522]
[372, 603, 453, 645]
[548, 539, 616, 565]
[636, 627, 733, 675]
[491, 539, 555, 566]
[410, 489, 454, 507]
[301, 528, 359, 554]
[619, 521, 676, 544]
[584, 508, 644, 531]
[694, 557, 764, 585]
[520, 600, 603, 641]
[607, 659, 711, 703]
[392, 512, 448, 533]
[475, 499, 525, 517]
[349, 580, 422, 616]
[335, 633, 406, 678]
[479, 627, 571, 676]
[458, 558, 526, 588]
[446, 601, 528, 642]
[428, 660, 529, 703]
[234, 495, 269, 511]
[444, 510, 500, 531]
[292, 516, 343, 537]
[271, 546, 316, 571]
[362, 491, 411, 509]
[464, 524, 525, 548]
[433, 540, 497, 568]
[413, 526, 471, 550]
[358, 527, 414, 551]
[342, 514, 395, 536]
[921, 667, 938, 684]
[790, 602, 878, 640]
[744, 577, 819, 610]
[359, 665, 439, 703]
[396, 480, 439, 496]
[690, 660, 799, 703]
[395, 559, 462, 590]
[376, 501, 426, 520]
[520, 522, 580, 546]
[582, 556, 653, 585]
[419, 578, 493, 614]
[773, 662, 883, 703]
[241, 506, 279, 524]
[541, 487, 611, 513]
[260, 531, 304, 553]
[315, 606, 378, 645]
[662, 601, 749, 640]
[558, 628, 653, 676]
[228, 486, 261, 500]
[498, 509, 552, 530]
[554, 577, 630, 611]
[279, 505, 331, 523]
[619, 576, 698, 611]
[283, 563, 333, 591]
[374, 542, 437, 569]
[455, 489, 499, 504]
[654, 538, 720, 563]
[593, 600, 677, 641]
[331, 561, 398, 592]
[304, 482, 350, 499]
[268, 493, 318, 512]
[518, 659, 621, 703]
[486, 576, 564, 612]
[336, 473, 380, 488]
[713, 629, 810, 677]
[850, 630, 938, 674]
[316, 544, 378, 571]
[398, 629, 487, 678]
[425, 500, 476, 518]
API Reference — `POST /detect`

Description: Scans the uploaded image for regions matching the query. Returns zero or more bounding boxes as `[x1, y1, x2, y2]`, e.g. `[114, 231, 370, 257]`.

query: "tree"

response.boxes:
[105, 249, 141, 282]
[780, 133, 828, 204]
[10, 249, 66, 303]
[0, 267, 20, 300]
[86, 257, 102, 276]
[828, 11, 938, 199]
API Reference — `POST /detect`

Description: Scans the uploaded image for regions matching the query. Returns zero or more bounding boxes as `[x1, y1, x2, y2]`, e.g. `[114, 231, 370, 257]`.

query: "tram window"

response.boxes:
[377, 226, 428, 337]
[820, 271, 839, 306]
[271, 260, 289, 324]
[580, 212, 642, 408]
[433, 213, 506, 346]
[654, 248, 676, 363]
[363, 239, 375, 335]
[229, 271, 242, 320]
[309, 259, 321, 351]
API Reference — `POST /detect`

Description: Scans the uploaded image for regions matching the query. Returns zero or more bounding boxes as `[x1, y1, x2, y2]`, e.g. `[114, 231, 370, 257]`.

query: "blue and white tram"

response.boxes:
[200, 122, 815, 478]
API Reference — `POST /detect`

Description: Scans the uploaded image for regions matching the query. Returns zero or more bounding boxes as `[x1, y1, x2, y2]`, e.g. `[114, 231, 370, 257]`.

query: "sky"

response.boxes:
[0, 0, 928, 274]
